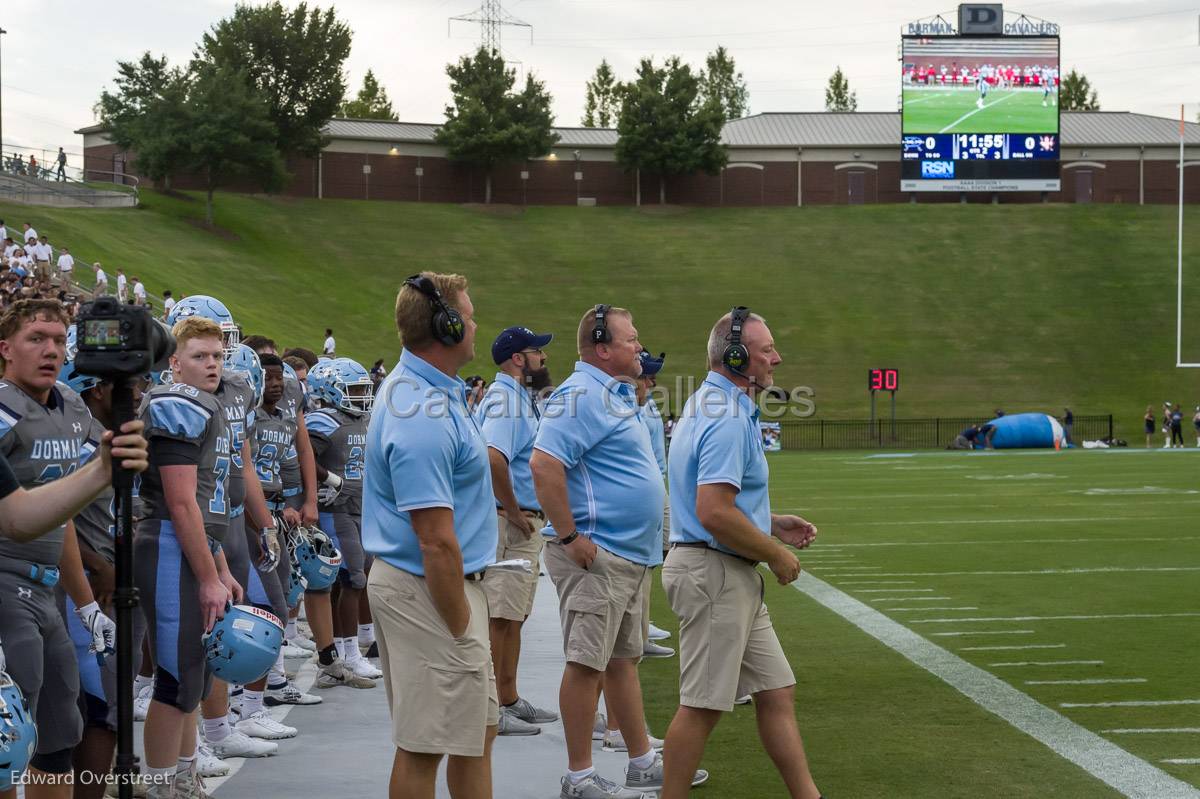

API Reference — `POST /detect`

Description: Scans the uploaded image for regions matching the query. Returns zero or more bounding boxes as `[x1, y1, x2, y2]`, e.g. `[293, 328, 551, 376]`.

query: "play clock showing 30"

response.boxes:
[868, 368, 899, 392]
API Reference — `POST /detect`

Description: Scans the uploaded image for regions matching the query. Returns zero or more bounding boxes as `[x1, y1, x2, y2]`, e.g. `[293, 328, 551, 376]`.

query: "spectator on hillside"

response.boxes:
[22, 222, 37, 244]
[93, 262, 108, 297]
[322, 328, 335, 357]
[56, 246, 74, 285]
[162, 290, 175, 320]
[1144, 405, 1156, 448]
[33, 236, 52, 285]
[1193, 406, 1200, 448]
[56, 147, 67, 181]
[115, 268, 127, 303]
[369, 358, 387, 388]
[10, 247, 31, 277]
[131, 276, 146, 306]
[1162, 402, 1173, 448]
[28, 155, 38, 177]
[1062, 407, 1073, 446]
[0, 220, 6, 241]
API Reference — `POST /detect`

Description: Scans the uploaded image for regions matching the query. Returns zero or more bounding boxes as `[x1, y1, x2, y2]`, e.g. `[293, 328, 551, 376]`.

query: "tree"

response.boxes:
[196, 2, 352, 157]
[1059, 69, 1100, 111]
[435, 47, 557, 204]
[96, 53, 193, 190]
[825, 66, 857, 112]
[186, 64, 287, 225]
[615, 57, 727, 205]
[582, 60, 622, 128]
[339, 70, 398, 120]
[700, 46, 749, 120]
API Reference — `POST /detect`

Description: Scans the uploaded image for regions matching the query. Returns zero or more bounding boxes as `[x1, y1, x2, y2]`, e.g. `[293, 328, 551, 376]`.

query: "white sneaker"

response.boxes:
[134, 684, 153, 721]
[316, 657, 376, 689]
[347, 653, 383, 679]
[236, 708, 298, 740]
[288, 634, 316, 652]
[646, 622, 671, 641]
[265, 681, 322, 706]
[196, 743, 230, 777]
[207, 729, 277, 758]
[280, 642, 312, 659]
[734, 694, 752, 705]
[602, 728, 664, 752]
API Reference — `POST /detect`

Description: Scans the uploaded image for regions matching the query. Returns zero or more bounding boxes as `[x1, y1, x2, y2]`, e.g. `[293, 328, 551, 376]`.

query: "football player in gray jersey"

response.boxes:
[0, 299, 122, 792]
[57, 359, 151, 798]
[134, 315, 243, 796]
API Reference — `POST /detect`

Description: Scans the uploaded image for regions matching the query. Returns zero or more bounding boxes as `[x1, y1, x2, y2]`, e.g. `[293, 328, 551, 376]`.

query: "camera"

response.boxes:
[74, 297, 175, 379]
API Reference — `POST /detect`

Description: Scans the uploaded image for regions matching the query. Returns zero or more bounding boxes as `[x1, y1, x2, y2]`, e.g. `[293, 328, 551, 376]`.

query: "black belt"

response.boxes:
[498, 507, 546, 520]
[464, 569, 487, 582]
[671, 541, 759, 567]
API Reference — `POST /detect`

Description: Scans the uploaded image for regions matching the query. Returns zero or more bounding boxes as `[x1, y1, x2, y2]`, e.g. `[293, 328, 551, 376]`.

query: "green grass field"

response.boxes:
[4, 192, 1199, 440]
[641, 447, 1200, 796]
[903, 88, 1058, 134]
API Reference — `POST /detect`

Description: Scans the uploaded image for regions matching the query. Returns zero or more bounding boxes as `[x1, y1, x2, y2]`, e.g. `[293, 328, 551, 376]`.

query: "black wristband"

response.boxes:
[558, 530, 579, 546]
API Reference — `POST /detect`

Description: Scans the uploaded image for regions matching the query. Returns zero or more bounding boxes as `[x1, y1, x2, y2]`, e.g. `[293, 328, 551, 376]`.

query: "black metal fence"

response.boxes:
[773, 415, 1113, 451]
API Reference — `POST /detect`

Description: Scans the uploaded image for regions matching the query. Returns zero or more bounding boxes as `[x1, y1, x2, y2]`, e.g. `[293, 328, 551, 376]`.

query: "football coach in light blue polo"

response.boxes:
[363, 272, 499, 799]
[659, 307, 824, 799]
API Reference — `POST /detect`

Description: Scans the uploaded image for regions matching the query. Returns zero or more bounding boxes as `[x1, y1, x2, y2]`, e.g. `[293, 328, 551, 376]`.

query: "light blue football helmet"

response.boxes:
[225, 344, 263, 406]
[0, 671, 37, 791]
[292, 525, 342, 591]
[203, 605, 284, 685]
[166, 295, 240, 356]
[309, 357, 373, 416]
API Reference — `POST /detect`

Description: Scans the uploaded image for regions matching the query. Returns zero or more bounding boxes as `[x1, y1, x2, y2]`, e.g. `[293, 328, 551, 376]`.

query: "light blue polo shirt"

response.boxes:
[361, 350, 498, 576]
[639, 397, 666, 478]
[477, 372, 540, 511]
[533, 361, 665, 567]
[667, 371, 771, 556]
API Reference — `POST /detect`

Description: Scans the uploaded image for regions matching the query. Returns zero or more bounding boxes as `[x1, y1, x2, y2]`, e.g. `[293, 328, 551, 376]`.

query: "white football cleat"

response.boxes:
[236, 709, 298, 740]
[196, 743, 230, 777]
[207, 729, 277, 758]
[134, 684, 152, 721]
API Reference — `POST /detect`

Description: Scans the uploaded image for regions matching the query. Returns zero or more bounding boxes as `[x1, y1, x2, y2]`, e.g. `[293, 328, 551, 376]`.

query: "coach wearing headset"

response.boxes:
[362, 272, 499, 799]
[659, 307, 823, 799]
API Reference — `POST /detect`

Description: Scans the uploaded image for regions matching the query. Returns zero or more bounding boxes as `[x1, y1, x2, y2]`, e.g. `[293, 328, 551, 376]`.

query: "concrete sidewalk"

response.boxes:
[213, 574, 646, 798]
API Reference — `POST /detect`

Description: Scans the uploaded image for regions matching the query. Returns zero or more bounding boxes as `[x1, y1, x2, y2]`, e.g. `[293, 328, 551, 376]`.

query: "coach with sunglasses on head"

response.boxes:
[659, 307, 824, 799]
[362, 272, 498, 799]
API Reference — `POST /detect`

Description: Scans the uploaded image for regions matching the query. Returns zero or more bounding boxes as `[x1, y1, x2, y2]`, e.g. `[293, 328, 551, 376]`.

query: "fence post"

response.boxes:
[820, 419, 824, 449]
[1108, 414, 1113, 440]
[936, 418, 940, 448]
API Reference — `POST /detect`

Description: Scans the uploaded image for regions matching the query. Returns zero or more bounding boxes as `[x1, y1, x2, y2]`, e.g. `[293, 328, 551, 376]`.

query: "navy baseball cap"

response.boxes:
[492, 326, 553, 365]
[639, 350, 665, 376]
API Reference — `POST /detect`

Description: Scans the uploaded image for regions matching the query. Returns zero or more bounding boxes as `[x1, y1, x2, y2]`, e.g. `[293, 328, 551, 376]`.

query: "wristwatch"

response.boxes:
[558, 529, 579, 546]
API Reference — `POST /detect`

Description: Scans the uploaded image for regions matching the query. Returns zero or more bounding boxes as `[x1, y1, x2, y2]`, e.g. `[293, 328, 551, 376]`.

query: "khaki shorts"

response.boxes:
[35, 261, 50, 281]
[545, 541, 649, 672]
[367, 559, 499, 757]
[482, 512, 545, 621]
[662, 546, 795, 712]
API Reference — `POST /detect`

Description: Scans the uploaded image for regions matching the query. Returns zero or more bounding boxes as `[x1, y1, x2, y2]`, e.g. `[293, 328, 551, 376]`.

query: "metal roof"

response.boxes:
[324, 118, 617, 147]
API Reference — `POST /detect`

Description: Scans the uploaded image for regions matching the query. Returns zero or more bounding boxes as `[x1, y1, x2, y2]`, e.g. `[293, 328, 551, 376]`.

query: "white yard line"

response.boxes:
[910, 613, 1200, 624]
[818, 535, 1200, 549]
[837, 580, 917, 586]
[1099, 724, 1200, 729]
[823, 566, 1200, 578]
[888, 606, 979, 612]
[1063, 700, 1200, 709]
[929, 630, 1036, 637]
[1163, 759, 1200, 765]
[854, 588, 935, 593]
[1028, 678, 1147, 686]
[850, 515, 1182, 527]
[791, 574, 1200, 798]
[960, 644, 1067, 652]
[992, 661, 1104, 667]
[870, 597, 953, 603]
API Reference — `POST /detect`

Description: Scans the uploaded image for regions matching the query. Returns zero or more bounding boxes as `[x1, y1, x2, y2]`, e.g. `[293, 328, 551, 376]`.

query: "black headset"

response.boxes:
[591, 304, 611, 345]
[404, 274, 465, 346]
[722, 306, 751, 374]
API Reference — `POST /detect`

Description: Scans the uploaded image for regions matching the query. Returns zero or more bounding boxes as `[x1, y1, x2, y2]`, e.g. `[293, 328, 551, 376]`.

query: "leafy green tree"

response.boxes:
[825, 66, 857, 112]
[700, 46, 749, 120]
[96, 53, 193, 190]
[615, 57, 727, 205]
[196, 2, 352, 157]
[582, 60, 622, 128]
[186, 64, 287, 225]
[339, 70, 398, 120]
[435, 47, 557, 204]
[1059, 69, 1099, 111]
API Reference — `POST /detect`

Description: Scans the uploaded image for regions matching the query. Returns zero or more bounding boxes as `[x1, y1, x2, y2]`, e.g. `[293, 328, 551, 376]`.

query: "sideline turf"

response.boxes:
[640, 448, 1200, 797]
[4, 192, 1199, 439]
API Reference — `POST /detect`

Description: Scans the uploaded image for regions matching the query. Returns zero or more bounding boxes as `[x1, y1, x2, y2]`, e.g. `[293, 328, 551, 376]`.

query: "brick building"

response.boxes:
[77, 110, 1200, 206]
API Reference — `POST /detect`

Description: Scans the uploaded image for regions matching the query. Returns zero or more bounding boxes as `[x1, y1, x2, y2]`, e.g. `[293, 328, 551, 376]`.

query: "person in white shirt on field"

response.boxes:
[322, 328, 335, 357]
[0, 220, 7, 242]
[56, 246, 75, 285]
[162, 290, 176, 321]
[33, 237, 52, 285]
[93, 263, 109, 297]
[116, 269, 128, 303]
[21, 222, 37, 243]
[132, 277, 146, 306]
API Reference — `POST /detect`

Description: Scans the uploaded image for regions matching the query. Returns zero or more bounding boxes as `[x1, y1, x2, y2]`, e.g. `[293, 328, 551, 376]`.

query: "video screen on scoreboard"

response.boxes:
[900, 35, 1060, 192]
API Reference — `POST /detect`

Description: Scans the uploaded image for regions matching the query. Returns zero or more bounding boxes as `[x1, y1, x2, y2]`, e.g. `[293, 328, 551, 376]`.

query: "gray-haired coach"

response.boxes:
[659, 307, 824, 799]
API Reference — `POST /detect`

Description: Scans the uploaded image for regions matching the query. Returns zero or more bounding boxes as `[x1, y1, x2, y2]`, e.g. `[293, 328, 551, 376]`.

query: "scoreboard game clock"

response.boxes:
[868, 368, 900, 392]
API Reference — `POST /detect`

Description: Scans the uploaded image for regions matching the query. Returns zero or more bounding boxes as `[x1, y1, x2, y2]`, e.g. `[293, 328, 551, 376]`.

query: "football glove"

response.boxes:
[317, 472, 343, 506]
[75, 601, 116, 656]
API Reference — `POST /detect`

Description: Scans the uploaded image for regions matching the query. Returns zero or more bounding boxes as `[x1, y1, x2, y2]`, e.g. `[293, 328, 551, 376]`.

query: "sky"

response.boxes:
[5, 0, 1198, 165]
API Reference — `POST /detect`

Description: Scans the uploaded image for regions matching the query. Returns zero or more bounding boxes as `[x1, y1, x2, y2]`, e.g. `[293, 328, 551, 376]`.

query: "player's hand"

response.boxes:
[505, 507, 536, 539]
[89, 560, 116, 607]
[281, 507, 302, 529]
[564, 534, 597, 570]
[75, 601, 117, 656]
[99, 421, 149, 473]
[772, 515, 818, 549]
[301, 500, 318, 527]
[317, 472, 342, 506]
[767, 546, 801, 586]
[199, 579, 230, 633]
[218, 569, 243, 604]
[256, 528, 281, 573]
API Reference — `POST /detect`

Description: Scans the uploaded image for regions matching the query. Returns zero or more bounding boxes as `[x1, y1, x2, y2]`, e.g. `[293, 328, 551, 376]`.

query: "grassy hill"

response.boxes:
[7, 191, 1200, 439]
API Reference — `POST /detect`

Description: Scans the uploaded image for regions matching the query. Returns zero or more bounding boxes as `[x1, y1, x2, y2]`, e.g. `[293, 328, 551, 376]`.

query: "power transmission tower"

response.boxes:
[449, 0, 531, 55]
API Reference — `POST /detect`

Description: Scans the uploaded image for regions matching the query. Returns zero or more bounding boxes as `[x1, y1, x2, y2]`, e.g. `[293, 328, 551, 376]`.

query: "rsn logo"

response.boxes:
[921, 160, 955, 179]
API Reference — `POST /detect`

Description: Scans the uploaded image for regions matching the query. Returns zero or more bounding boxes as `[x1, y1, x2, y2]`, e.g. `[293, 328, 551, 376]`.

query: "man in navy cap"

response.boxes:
[477, 326, 560, 735]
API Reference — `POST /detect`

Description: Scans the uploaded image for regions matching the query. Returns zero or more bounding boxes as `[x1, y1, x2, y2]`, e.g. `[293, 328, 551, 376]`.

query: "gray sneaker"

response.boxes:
[642, 640, 674, 658]
[174, 761, 211, 799]
[507, 696, 559, 724]
[626, 751, 709, 791]
[498, 706, 541, 736]
[560, 773, 652, 799]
